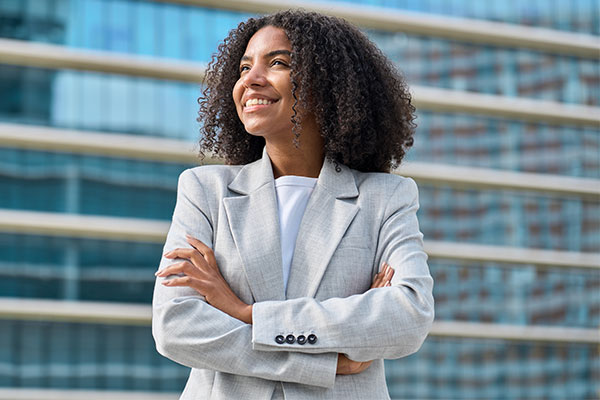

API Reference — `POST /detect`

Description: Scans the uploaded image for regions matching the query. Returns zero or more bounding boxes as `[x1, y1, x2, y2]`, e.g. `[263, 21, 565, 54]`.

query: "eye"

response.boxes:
[239, 64, 251, 73]
[272, 59, 289, 67]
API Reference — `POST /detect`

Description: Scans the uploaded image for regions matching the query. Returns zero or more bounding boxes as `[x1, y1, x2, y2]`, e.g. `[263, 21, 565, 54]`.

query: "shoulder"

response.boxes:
[178, 164, 242, 188]
[352, 169, 419, 201]
[176, 164, 243, 201]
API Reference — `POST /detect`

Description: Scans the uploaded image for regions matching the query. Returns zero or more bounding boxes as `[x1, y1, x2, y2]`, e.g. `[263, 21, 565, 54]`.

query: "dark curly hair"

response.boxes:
[198, 9, 416, 173]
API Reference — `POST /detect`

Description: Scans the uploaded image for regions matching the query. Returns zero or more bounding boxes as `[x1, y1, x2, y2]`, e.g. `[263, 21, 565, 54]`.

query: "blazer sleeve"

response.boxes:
[152, 169, 338, 388]
[251, 178, 435, 362]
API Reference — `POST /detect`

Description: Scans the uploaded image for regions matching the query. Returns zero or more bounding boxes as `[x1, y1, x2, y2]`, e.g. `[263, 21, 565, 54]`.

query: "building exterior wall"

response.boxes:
[0, 0, 598, 398]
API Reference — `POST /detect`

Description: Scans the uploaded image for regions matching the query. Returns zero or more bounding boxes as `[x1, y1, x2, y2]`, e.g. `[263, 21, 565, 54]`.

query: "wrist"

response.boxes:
[238, 303, 253, 324]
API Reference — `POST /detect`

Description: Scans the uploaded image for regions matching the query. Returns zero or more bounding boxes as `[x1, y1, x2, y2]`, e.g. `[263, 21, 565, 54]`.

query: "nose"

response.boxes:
[242, 64, 268, 88]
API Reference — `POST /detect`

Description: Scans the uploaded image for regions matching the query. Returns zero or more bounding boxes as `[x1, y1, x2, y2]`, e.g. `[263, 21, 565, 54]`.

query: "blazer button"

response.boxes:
[275, 335, 285, 344]
[307, 334, 317, 344]
[285, 334, 296, 344]
[297, 335, 307, 345]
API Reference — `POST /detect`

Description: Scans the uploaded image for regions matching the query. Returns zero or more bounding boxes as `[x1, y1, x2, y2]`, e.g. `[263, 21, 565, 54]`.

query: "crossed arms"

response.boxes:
[152, 170, 434, 389]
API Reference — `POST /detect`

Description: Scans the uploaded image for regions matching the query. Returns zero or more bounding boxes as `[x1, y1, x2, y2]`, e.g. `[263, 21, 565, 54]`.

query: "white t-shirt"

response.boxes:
[274, 175, 318, 291]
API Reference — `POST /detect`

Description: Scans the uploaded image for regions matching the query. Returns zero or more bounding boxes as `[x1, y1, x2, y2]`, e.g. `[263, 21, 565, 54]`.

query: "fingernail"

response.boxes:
[385, 281, 391, 286]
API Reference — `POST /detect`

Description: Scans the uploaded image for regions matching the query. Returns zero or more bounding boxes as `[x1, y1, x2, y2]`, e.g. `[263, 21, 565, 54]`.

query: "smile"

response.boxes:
[244, 98, 276, 107]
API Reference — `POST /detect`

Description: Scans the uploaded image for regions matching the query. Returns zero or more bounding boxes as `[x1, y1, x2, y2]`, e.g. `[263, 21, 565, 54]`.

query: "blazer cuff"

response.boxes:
[252, 302, 338, 388]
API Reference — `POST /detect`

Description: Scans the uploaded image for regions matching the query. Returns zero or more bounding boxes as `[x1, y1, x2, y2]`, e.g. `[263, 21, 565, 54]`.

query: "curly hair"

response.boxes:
[198, 9, 416, 173]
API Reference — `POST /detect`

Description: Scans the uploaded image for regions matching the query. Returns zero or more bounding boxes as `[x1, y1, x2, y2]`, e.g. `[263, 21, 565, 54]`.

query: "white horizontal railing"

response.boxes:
[1, 39, 598, 127]
[152, 0, 600, 58]
[0, 209, 598, 269]
[0, 388, 178, 400]
[0, 37, 207, 82]
[424, 241, 600, 270]
[396, 162, 600, 200]
[0, 209, 170, 243]
[1, 123, 599, 199]
[0, 122, 204, 164]
[0, 298, 597, 344]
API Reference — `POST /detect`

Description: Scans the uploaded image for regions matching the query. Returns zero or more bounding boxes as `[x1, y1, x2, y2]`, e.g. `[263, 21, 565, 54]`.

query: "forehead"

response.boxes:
[243, 26, 291, 57]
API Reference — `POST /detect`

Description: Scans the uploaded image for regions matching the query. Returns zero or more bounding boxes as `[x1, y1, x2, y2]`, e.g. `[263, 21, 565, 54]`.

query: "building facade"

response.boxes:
[0, 0, 598, 398]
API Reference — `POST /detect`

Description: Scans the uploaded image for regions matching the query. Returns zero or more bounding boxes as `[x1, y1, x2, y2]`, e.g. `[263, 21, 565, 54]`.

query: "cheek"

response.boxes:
[232, 81, 243, 105]
[232, 82, 244, 118]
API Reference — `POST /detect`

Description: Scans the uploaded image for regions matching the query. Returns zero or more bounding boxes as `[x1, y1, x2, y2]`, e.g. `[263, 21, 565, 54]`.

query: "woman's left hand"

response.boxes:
[156, 235, 253, 324]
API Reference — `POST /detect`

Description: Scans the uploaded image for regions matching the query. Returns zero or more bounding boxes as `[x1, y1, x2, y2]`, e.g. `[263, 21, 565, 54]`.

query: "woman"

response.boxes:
[153, 10, 434, 400]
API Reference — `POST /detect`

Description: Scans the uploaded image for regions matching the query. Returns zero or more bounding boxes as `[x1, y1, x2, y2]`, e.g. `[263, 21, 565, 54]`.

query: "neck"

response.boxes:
[265, 123, 324, 179]
[266, 140, 324, 178]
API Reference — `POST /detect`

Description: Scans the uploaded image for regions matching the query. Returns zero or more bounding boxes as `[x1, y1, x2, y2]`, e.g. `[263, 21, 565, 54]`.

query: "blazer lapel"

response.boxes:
[286, 159, 359, 299]
[223, 149, 286, 302]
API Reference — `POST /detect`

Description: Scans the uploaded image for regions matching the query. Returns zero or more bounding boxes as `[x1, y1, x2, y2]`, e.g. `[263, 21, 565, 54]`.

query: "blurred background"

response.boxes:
[0, 0, 598, 399]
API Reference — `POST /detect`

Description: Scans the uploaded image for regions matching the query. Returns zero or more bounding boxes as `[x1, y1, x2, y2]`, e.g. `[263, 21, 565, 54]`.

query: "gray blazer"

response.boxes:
[152, 148, 434, 399]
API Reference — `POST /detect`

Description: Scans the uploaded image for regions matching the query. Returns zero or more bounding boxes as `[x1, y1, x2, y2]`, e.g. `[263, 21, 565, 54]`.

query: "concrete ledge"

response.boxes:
[1, 123, 598, 198]
[154, 0, 600, 58]
[0, 298, 597, 344]
[1, 39, 598, 126]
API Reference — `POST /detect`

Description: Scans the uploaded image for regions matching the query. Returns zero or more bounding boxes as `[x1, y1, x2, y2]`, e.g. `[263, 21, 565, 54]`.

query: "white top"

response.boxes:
[274, 175, 318, 291]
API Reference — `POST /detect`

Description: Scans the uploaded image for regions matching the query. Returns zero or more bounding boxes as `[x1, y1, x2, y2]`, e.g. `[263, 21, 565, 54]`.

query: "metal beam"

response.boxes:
[397, 160, 600, 200]
[0, 209, 170, 243]
[0, 122, 203, 164]
[0, 209, 597, 269]
[0, 298, 597, 344]
[425, 241, 600, 270]
[410, 86, 600, 127]
[0, 388, 178, 400]
[0, 37, 206, 82]
[430, 320, 599, 344]
[0, 39, 598, 126]
[1, 123, 598, 199]
[152, 0, 600, 58]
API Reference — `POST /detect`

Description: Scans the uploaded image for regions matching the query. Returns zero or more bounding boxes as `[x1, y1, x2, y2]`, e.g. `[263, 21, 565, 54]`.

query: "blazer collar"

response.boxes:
[228, 147, 275, 195]
[228, 147, 359, 199]
[224, 147, 360, 302]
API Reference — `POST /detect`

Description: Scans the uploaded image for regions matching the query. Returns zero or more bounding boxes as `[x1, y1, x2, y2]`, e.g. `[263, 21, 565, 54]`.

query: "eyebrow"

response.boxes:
[240, 49, 291, 62]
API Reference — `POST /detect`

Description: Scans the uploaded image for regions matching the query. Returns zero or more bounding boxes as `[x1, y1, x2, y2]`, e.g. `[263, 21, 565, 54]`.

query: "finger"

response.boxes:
[372, 270, 383, 283]
[186, 235, 217, 267]
[381, 262, 388, 273]
[162, 275, 199, 288]
[371, 262, 390, 288]
[163, 247, 197, 260]
[385, 265, 395, 279]
[164, 247, 209, 271]
[155, 261, 196, 277]
[371, 272, 385, 288]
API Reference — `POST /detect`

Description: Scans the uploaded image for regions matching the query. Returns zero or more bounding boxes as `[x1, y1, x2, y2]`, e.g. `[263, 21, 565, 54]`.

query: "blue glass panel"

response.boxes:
[0, 234, 163, 303]
[431, 262, 600, 328]
[385, 337, 599, 399]
[0, 320, 188, 391]
[0, 148, 190, 219]
[416, 184, 600, 252]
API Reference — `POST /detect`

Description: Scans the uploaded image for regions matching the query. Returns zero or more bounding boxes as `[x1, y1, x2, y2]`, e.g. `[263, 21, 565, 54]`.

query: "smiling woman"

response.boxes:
[152, 9, 433, 400]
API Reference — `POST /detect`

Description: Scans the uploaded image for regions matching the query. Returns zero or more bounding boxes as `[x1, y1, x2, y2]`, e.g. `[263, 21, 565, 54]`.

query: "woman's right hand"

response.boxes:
[336, 262, 395, 375]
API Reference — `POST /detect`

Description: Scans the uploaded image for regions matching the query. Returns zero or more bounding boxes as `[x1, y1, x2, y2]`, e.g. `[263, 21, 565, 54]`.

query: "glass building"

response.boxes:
[0, 0, 598, 398]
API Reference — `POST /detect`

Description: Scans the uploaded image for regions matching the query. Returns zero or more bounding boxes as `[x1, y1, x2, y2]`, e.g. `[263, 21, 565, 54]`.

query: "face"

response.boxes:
[232, 26, 295, 142]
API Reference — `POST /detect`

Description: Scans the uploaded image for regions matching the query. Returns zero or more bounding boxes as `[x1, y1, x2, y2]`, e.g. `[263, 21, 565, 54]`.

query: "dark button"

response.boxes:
[275, 335, 285, 344]
[285, 334, 296, 344]
[307, 334, 317, 344]
[297, 335, 307, 345]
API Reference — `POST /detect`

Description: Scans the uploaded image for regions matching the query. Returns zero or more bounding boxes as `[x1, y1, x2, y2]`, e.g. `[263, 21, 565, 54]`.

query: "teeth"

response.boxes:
[245, 98, 274, 107]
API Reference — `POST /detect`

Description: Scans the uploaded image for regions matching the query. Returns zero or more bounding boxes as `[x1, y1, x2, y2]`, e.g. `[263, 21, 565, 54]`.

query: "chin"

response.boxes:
[244, 129, 269, 139]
